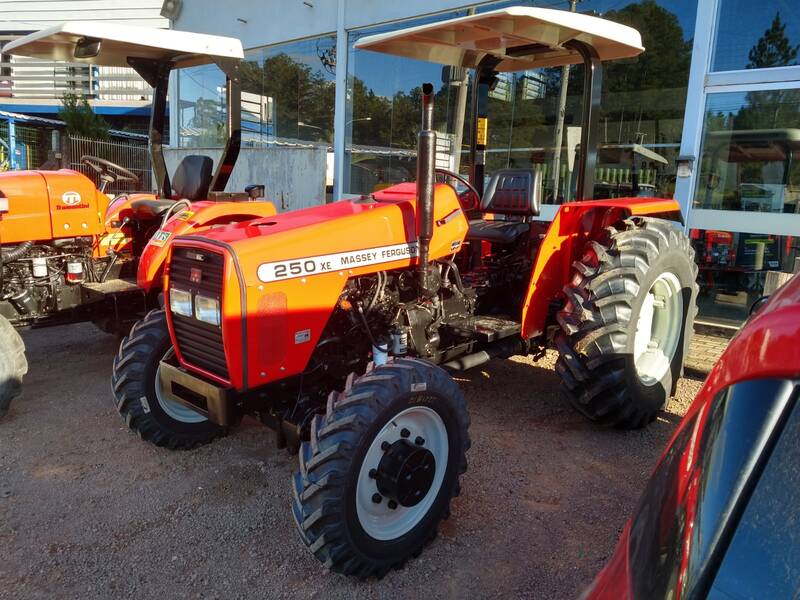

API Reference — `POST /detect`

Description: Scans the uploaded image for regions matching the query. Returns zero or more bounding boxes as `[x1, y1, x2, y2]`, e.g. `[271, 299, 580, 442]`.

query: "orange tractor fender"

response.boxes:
[136, 199, 278, 291]
[521, 197, 683, 339]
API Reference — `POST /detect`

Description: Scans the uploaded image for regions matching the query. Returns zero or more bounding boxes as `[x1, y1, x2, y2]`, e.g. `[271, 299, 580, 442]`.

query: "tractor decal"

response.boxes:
[149, 230, 172, 248]
[257, 241, 420, 283]
[61, 191, 82, 206]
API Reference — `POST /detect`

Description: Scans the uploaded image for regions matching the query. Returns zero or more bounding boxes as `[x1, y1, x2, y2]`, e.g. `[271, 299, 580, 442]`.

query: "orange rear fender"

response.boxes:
[520, 197, 682, 339]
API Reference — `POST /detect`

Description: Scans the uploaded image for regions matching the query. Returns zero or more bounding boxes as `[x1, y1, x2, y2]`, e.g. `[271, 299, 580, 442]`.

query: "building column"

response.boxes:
[332, 0, 348, 200]
[7, 117, 16, 170]
[674, 0, 719, 229]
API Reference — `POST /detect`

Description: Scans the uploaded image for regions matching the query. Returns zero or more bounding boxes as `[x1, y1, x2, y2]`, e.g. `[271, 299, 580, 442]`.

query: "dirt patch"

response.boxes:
[1, 323, 704, 599]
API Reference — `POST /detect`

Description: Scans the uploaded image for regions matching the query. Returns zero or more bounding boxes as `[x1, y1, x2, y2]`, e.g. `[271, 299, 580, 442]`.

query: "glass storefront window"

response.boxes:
[711, 1, 800, 72]
[344, 0, 697, 201]
[692, 228, 799, 324]
[694, 89, 800, 214]
[177, 35, 336, 148]
[244, 35, 336, 144]
[177, 63, 228, 147]
[344, 10, 472, 196]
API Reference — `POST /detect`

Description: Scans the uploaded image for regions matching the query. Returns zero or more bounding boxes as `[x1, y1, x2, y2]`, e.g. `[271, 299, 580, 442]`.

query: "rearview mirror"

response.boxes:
[74, 37, 101, 59]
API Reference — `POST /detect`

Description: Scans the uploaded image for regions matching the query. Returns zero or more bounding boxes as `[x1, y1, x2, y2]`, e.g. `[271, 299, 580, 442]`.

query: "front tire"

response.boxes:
[111, 309, 225, 449]
[292, 358, 470, 578]
[555, 217, 698, 428]
[0, 315, 27, 420]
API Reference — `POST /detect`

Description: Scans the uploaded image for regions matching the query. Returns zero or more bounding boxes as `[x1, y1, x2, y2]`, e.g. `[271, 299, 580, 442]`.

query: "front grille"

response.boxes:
[169, 246, 229, 379]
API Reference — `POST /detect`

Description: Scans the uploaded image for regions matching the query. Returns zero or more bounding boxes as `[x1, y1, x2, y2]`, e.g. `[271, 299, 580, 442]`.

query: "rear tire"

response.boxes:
[0, 315, 27, 421]
[292, 358, 470, 578]
[111, 309, 225, 449]
[555, 217, 698, 428]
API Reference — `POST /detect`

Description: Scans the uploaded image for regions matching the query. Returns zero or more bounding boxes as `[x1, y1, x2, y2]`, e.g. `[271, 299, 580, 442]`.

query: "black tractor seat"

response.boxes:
[466, 169, 542, 245]
[131, 199, 177, 219]
[467, 220, 530, 244]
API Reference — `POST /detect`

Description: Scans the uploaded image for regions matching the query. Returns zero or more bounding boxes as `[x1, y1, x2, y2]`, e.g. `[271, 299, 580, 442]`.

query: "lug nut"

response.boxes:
[388, 500, 398, 510]
[415, 436, 425, 446]
[368, 468, 377, 479]
[372, 493, 382, 504]
[400, 428, 410, 438]
[381, 441, 391, 452]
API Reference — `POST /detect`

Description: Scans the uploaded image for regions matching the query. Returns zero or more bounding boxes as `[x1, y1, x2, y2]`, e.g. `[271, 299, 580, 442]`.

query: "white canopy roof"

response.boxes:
[4, 21, 243, 69]
[355, 6, 644, 71]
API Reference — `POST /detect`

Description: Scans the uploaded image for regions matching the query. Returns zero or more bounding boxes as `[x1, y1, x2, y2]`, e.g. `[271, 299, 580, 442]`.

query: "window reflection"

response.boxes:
[177, 36, 336, 148]
[692, 228, 799, 324]
[696, 91, 800, 213]
[344, 0, 696, 202]
[177, 63, 228, 147]
[712, 1, 799, 72]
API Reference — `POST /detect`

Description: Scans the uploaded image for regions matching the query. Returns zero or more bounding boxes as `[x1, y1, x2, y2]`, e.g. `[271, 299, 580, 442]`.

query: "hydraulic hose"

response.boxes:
[0, 241, 32, 264]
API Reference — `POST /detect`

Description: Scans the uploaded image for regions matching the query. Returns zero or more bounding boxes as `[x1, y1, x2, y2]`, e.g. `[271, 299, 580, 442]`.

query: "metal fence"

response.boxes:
[0, 121, 49, 171]
[68, 135, 151, 194]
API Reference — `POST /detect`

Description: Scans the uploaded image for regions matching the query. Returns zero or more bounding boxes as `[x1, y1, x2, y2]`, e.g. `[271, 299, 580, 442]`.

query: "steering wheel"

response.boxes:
[435, 168, 481, 212]
[81, 155, 139, 184]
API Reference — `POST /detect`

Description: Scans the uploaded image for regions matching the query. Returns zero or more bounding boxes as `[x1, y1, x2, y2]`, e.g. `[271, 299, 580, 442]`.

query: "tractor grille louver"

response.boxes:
[170, 246, 229, 379]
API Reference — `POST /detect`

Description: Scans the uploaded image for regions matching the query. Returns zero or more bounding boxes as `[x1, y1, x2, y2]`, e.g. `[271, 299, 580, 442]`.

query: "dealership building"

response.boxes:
[166, 0, 799, 326]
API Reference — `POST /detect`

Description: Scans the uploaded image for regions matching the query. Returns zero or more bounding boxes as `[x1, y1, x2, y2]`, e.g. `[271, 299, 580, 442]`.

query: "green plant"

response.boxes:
[58, 93, 110, 140]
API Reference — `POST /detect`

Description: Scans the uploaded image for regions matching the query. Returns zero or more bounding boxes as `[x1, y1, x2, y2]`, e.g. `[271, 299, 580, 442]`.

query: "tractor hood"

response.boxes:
[167, 183, 468, 390]
[0, 169, 107, 244]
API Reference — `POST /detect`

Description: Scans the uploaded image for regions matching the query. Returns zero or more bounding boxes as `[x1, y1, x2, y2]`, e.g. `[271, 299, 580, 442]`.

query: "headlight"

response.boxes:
[169, 287, 192, 317]
[194, 294, 221, 327]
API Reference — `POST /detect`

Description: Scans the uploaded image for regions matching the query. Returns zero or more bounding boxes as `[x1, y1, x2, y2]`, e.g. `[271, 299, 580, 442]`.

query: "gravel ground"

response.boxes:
[1, 323, 704, 599]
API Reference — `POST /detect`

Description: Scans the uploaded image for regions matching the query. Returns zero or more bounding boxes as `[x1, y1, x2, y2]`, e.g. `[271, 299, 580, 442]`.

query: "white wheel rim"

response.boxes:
[154, 352, 208, 424]
[633, 271, 684, 386]
[355, 406, 449, 541]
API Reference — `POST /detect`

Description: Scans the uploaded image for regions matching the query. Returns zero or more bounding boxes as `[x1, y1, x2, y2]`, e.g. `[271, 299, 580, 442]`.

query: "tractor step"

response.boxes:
[445, 315, 521, 343]
[81, 278, 142, 303]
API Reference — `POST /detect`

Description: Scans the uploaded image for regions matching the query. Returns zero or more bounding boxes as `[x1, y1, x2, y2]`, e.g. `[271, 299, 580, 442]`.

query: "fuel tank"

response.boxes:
[0, 170, 106, 244]
[166, 183, 468, 390]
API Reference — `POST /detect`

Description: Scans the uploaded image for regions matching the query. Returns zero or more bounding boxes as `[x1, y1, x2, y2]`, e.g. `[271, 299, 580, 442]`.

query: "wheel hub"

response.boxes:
[375, 439, 436, 507]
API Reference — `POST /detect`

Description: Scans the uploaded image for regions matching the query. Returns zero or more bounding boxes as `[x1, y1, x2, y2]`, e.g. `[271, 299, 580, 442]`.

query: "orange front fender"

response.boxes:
[137, 200, 277, 291]
[520, 197, 682, 339]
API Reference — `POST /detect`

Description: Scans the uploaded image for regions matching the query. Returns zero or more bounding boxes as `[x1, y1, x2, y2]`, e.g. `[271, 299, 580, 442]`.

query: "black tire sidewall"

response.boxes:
[342, 390, 463, 560]
[623, 246, 695, 410]
[0, 317, 26, 414]
[134, 314, 219, 437]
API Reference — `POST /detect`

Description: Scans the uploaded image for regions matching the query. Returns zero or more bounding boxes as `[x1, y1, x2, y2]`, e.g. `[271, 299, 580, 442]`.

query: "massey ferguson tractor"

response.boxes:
[110, 7, 698, 577]
[0, 23, 278, 418]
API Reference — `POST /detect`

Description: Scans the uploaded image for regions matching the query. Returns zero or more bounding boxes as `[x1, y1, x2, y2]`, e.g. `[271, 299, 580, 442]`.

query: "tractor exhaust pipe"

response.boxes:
[416, 82, 436, 295]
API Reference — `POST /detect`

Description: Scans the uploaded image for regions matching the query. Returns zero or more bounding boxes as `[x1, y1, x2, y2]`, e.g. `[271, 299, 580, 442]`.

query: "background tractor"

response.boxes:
[110, 7, 699, 577]
[0, 23, 279, 419]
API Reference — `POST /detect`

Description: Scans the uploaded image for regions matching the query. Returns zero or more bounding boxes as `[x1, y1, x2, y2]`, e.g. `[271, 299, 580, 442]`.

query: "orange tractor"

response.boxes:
[105, 7, 697, 577]
[0, 24, 278, 418]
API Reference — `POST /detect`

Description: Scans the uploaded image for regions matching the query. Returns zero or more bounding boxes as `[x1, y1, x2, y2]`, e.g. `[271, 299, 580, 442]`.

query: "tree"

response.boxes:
[58, 92, 110, 139]
[259, 53, 335, 142]
[736, 12, 800, 131]
[747, 12, 799, 69]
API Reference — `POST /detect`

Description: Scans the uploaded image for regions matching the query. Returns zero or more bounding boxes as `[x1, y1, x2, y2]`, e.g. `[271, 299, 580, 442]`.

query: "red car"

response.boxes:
[585, 273, 800, 600]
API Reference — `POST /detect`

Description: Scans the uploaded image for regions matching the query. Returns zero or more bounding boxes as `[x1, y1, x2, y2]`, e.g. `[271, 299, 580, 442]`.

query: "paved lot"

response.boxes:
[1, 324, 708, 599]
